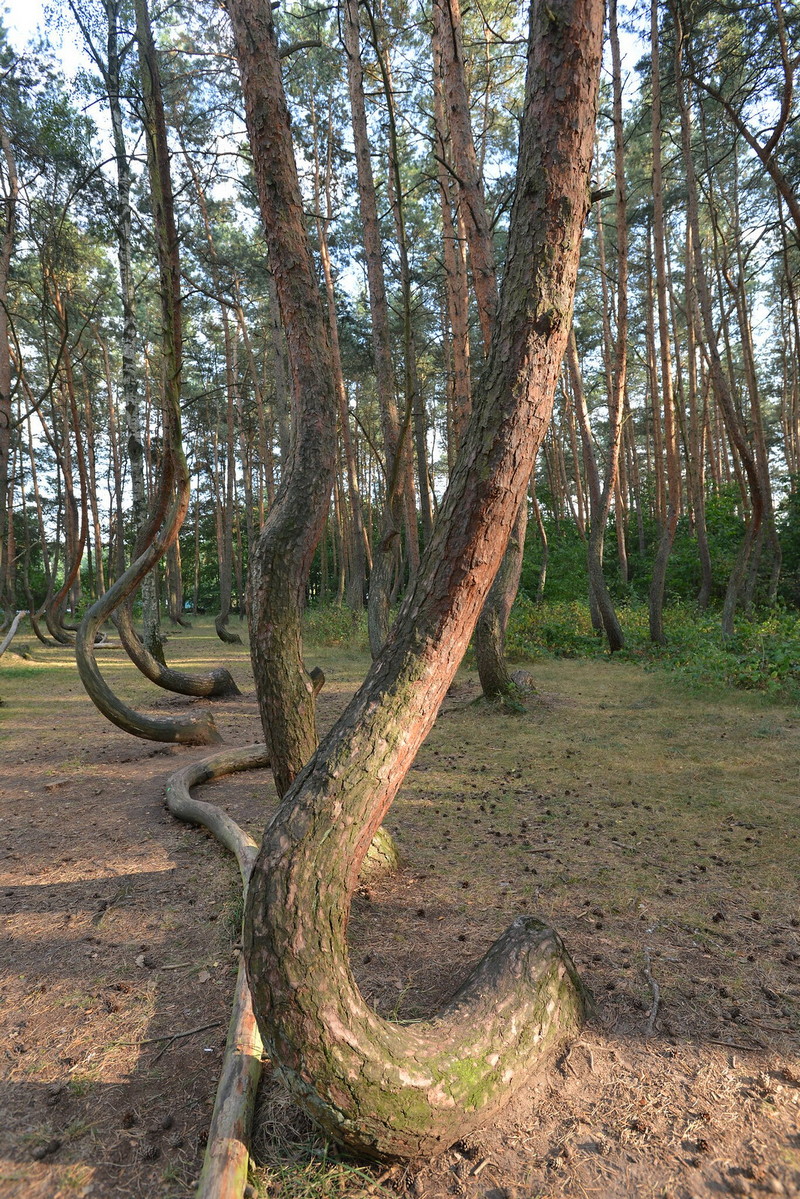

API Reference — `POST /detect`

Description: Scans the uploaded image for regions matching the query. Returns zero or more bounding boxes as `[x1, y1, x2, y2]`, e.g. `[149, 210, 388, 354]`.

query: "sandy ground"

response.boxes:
[1, 622, 799, 1199]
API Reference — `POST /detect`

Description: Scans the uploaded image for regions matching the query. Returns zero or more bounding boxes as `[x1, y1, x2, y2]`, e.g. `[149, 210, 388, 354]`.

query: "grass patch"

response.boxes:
[303, 606, 370, 651]
[250, 1078, 393, 1199]
[505, 596, 800, 701]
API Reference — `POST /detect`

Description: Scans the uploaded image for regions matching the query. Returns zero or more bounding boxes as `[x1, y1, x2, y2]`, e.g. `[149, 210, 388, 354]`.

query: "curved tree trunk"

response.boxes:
[234, 0, 602, 1160]
[226, 0, 339, 798]
[76, 473, 222, 744]
[76, 0, 222, 747]
[115, 599, 241, 697]
[0, 610, 27, 658]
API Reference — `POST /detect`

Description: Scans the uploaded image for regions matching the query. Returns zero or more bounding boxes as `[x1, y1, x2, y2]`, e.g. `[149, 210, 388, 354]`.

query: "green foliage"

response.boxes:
[506, 596, 800, 702]
[778, 477, 800, 605]
[506, 594, 600, 658]
[302, 605, 369, 651]
[521, 485, 769, 611]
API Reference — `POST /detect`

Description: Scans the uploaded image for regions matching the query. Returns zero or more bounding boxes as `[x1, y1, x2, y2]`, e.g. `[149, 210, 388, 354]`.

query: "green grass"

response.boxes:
[505, 596, 800, 702]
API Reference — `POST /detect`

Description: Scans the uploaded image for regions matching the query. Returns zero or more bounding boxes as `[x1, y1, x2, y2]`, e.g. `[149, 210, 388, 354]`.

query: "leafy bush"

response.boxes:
[303, 604, 369, 649]
[507, 594, 800, 701]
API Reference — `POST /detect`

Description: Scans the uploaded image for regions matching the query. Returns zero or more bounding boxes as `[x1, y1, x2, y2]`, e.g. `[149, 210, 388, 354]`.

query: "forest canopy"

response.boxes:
[1, 0, 799, 659]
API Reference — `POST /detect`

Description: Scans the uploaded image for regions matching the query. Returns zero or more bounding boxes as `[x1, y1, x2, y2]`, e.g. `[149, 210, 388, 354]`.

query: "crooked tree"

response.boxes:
[226, 0, 603, 1160]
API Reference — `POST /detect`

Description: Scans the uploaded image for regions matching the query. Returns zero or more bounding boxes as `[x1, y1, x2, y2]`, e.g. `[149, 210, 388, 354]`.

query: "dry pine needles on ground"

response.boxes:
[0, 620, 798, 1198]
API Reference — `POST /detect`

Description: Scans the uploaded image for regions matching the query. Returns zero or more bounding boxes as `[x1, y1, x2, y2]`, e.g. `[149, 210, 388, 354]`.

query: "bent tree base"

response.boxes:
[268, 914, 587, 1160]
[229, 0, 603, 1166]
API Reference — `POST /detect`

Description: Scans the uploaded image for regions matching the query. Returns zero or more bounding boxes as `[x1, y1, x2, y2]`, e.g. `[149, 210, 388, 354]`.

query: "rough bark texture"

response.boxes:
[225, 0, 338, 798]
[241, 0, 602, 1160]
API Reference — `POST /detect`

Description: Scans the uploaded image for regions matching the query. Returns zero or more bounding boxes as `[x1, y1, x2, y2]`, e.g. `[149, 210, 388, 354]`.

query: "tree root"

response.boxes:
[163, 742, 404, 1194]
[165, 745, 267, 1199]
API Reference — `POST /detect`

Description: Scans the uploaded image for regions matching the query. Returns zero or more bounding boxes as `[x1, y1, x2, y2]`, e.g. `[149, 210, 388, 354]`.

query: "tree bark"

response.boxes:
[238, 0, 602, 1159]
[225, 0, 339, 798]
[342, 0, 417, 655]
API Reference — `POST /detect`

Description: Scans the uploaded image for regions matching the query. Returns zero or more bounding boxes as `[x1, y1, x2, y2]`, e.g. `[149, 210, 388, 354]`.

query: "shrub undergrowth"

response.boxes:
[303, 596, 800, 701]
[506, 594, 800, 701]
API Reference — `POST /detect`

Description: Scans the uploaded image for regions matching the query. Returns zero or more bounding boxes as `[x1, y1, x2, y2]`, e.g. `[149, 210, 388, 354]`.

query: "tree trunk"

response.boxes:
[0, 118, 18, 613]
[434, 0, 533, 690]
[672, 5, 766, 636]
[225, 0, 338, 798]
[311, 97, 369, 610]
[568, 331, 624, 649]
[75, 0, 222, 747]
[235, 0, 602, 1159]
[648, 0, 681, 646]
[342, 0, 417, 655]
[431, 31, 472, 458]
[215, 310, 244, 645]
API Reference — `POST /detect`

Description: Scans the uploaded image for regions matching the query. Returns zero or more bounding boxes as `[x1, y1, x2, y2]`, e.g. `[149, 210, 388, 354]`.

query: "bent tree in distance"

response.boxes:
[226, 0, 604, 1161]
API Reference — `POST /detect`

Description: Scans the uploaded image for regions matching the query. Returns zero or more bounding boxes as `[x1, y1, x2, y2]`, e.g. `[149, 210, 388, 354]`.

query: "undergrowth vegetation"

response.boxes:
[303, 597, 800, 703]
[303, 501, 800, 702]
[506, 596, 800, 701]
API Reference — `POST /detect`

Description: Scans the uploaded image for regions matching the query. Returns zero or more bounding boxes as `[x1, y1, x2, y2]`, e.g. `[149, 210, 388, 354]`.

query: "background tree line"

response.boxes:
[2, 0, 800, 665]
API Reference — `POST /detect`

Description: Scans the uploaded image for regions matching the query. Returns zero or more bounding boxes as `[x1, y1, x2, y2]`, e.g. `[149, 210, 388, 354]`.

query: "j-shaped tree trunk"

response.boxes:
[76, 0, 222, 747]
[231, 0, 602, 1161]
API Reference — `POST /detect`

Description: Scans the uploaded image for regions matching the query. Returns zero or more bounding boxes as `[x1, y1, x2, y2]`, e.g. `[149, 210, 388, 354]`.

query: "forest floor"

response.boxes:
[1, 617, 799, 1199]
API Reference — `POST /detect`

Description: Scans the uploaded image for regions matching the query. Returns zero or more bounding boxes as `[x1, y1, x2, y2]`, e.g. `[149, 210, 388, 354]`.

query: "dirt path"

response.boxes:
[0, 623, 267, 1197]
[1, 623, 799, 1199]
